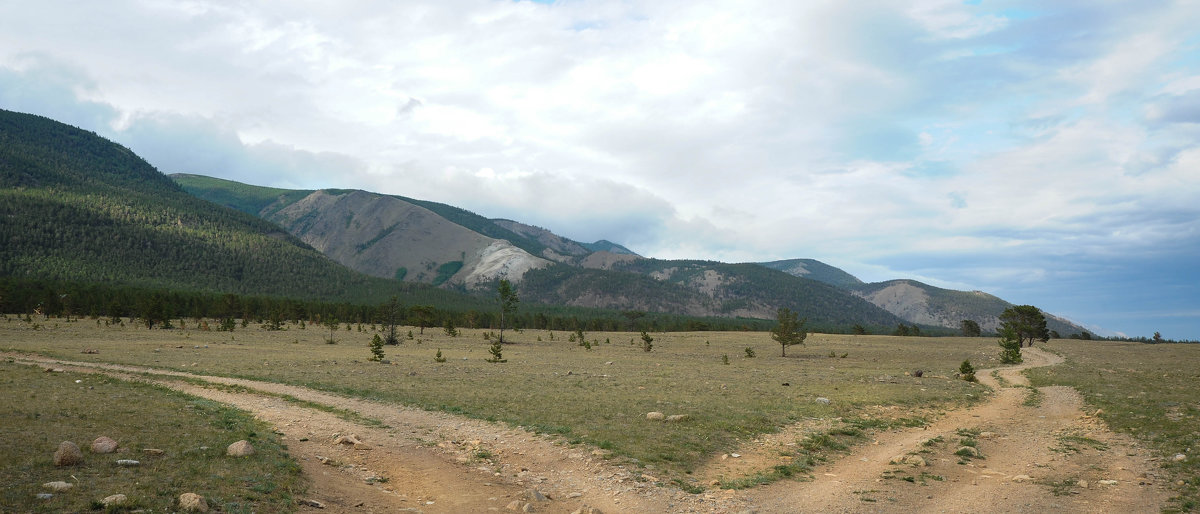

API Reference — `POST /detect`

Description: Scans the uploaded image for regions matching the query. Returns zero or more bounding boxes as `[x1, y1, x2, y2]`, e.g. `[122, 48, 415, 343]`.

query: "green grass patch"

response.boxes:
[1022, 385, 1044, 407]
[0, 361, 303, 512]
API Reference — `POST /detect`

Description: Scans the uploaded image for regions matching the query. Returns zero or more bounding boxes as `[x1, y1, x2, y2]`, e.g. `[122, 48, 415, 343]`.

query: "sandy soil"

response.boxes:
[7, 347, 1170, 513]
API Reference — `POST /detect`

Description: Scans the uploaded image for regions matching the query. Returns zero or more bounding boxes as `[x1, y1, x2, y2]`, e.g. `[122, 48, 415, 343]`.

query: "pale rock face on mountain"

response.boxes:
[267, 190, 548, 285]
[463, 241, 551, 286]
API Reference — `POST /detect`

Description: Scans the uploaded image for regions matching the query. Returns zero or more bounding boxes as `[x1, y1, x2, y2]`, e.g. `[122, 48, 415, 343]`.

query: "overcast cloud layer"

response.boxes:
[2, 0, 1198, 339]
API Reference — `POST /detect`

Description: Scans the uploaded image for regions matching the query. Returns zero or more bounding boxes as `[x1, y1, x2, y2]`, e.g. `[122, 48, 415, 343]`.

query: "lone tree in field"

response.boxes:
[961, 319, 982, 337]
[410, 305, 435, 335]
[999, 305, 1049, 347]
[368, 334, 385, 361]
[497, 279, 519, 344]
[771, 308, 808, 357]
[324, 317, 339, 344]
[381, 296, 401, 345]
[640, 331, 654, 352]
[998, 326, 1023, 364]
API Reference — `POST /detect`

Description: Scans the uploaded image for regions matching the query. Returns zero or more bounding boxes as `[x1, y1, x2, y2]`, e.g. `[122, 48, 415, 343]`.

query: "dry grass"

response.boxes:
[1028, 340, 1200, 512]
[3, 317, 998, 481]
[0, 358, 303, 512]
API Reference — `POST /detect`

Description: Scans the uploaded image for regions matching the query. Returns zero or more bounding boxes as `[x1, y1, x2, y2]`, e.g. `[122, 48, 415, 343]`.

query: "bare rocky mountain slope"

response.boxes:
[173, 174, 1084, 333]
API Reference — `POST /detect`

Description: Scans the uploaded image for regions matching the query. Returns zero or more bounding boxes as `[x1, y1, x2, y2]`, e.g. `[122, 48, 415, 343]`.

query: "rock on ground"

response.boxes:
[42, 481, 72, 492]
[226, 440, 255, 457]
[101, 494, 127, 507]
[645, 412, 665, 421]
[179, 492, 208, 512]
[92, 436, 118, 454]
[53, 441, 83, 466]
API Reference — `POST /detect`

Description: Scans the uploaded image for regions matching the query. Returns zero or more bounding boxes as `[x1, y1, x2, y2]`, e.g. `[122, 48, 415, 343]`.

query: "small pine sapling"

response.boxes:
[486, 340, 507, 363]
[368, 334, 385, 361]
[959, 359, 977, 382]
[434, 348, 447, 363]
[640, 331, 654, 352]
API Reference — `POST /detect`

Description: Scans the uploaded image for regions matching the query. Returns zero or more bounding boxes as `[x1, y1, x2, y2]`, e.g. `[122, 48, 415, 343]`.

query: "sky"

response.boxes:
[2, 1, 1198, 339]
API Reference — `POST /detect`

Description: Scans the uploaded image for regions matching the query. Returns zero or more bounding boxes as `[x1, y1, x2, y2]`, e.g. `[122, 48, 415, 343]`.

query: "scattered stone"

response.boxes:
[814, 397, 831, 405]
[1098, 479, 1119, 486]
[506, 499, 529, 511]
[179, 492, 209, 512]
[101, 494, 128, 507]
[143, 448, 165, 455]
[571, 505, 603, 514]
[1173, 453, 1187, 462]
[605, 361, 613, 365]
[730, 453, 742, 459]
[333, 434, 364, 446]
[526, 488, 549, 501]
[42, 481, 73, 492]
[116, 459, 140, 467]
[645, 412, 665, 421]
[226, 440, 255, 457]
[904, 455, 927, 467]
[979, 431, 996, 439]
[36, 493, 54, 500]
[567, 492, 583, 498]
[299, 498, 325, 508]
[54, 441, 83, 466]
[665, 414, 690, 422]
[1078, 480, 1089, 489]
[1012, 475, 1033, 482]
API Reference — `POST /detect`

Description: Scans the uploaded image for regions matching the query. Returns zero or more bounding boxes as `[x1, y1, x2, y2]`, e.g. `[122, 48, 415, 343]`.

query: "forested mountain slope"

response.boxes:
[0, 109, 462, 306]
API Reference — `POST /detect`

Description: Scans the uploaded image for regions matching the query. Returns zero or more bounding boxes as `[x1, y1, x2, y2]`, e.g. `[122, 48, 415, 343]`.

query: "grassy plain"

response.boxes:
[0, 359, 303, 512]
[2, 316, 997, 482]
[1029, 340, 1200, 512]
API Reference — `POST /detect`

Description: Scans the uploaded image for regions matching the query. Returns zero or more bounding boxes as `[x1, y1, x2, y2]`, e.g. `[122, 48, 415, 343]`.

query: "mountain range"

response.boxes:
[172, 175, 1086, 336]
[1, 108, 1087, 335]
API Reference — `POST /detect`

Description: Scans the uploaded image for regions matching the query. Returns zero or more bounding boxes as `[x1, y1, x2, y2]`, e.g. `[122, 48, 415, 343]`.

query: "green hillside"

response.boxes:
[610, 259, 906, 331]
[758, 258, 865, 289]
[0, 109, 465, 307]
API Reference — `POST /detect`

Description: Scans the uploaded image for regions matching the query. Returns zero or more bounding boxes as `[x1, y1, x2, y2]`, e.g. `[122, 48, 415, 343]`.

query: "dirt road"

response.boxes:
[8, 348, 1169, 513]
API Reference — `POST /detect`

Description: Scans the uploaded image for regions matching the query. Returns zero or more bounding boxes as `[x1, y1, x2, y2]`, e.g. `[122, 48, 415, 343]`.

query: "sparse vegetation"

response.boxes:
[771, 307, 807, 357]
[3, 323, 989, 483]
[0, 361, 302, 511]
[959, 359, 976, 382]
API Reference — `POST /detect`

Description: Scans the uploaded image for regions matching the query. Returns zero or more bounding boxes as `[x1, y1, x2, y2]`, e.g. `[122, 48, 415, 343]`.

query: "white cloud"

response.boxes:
[2, 0, 1199, 338]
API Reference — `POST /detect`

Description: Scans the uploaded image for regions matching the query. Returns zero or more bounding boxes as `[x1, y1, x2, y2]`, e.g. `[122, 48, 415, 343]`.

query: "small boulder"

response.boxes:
[179, 492, 209, 512]
[36, 493, 54, 500]
[1098, 479, 1119, 486]
[226, 440, 255, 457]
[101, 494, 128, 507]
[645, 412, 665, 421]
[333, 434, 363, 446]
[42, 481, 73, 492]
[665, 414, 690, 422]
[1173, 453, 1187, 462]
[92, 436, 119, 454]
[955, 446, 980, 458]
[54, 441, 83, 466]
[526, 488, 549, 501]
[814, 397, 831, 405]
[904, 455, 927, 467]
[116, 459, 140, 467]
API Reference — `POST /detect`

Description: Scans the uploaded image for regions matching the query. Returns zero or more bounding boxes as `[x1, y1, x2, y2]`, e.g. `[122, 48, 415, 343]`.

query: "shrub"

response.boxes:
[959, 360, 977, 382]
